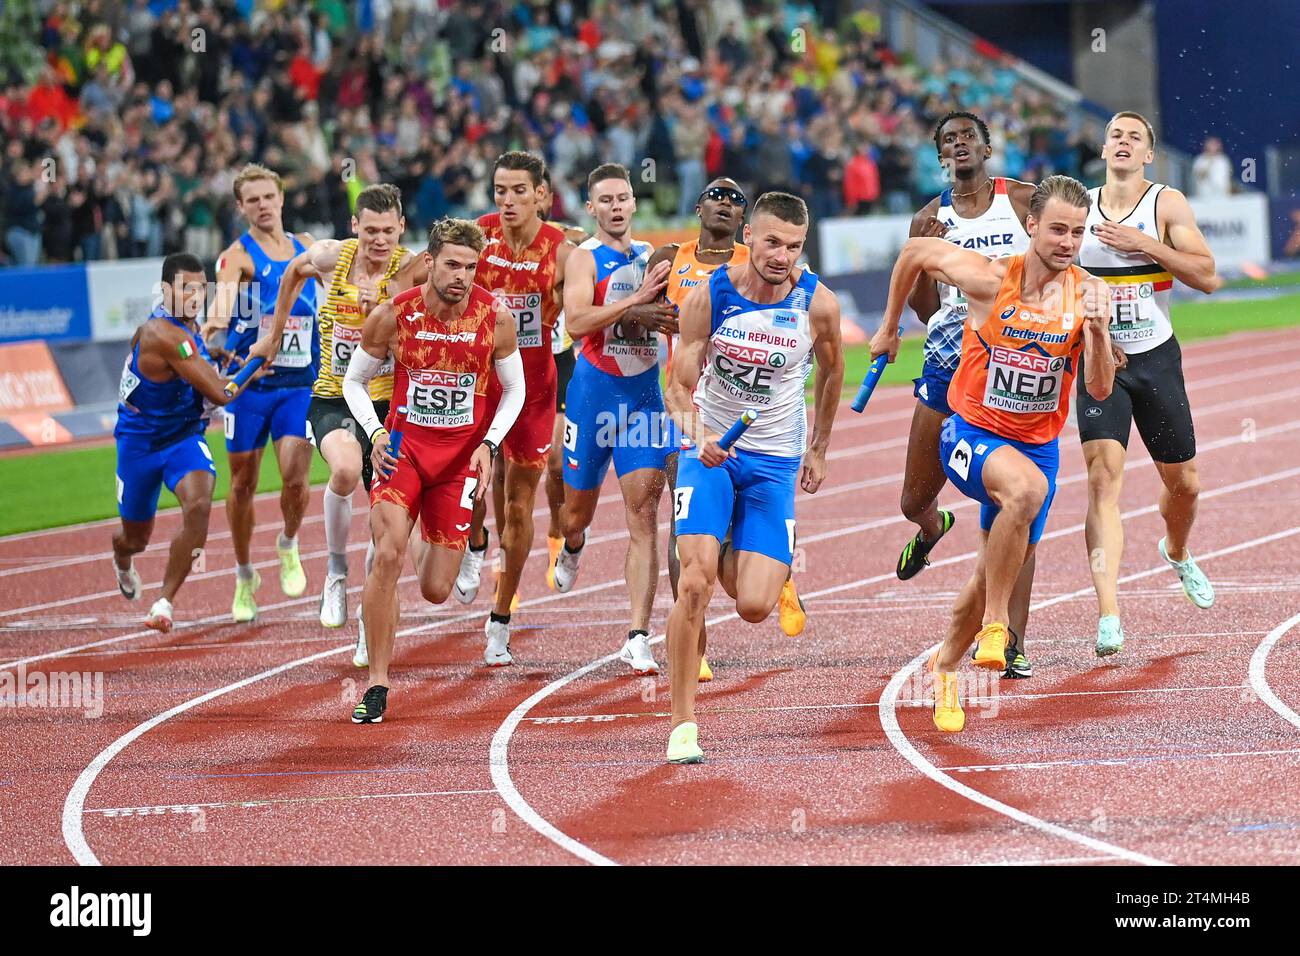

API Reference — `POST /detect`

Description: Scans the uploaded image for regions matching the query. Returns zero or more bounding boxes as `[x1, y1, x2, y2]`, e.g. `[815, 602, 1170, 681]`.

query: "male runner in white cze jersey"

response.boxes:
[663, 191, 844, 764]
[1076, 111, 1221, 657]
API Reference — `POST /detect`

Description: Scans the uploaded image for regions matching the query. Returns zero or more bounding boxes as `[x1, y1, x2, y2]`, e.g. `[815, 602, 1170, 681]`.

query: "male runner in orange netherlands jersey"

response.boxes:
[875, 175, 1116, 732]
[341, 219, 524, 723]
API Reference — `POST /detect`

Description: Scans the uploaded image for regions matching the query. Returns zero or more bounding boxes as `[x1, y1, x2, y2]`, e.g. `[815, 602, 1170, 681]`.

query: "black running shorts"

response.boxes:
[554, 346, 576, 414]
[307, 395, 391, 491]
[1075, 335, 1195, 463]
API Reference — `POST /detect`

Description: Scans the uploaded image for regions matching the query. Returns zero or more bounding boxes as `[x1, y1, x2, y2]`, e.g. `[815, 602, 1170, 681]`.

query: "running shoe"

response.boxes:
[1004, 629, 1032, 678]
[319, 572, 347, 628]
[778, 577, 807, 636]
[1159, 537, 1215, 609]
[114, 559, 142, 601]
[454, 535, 488, 603]
[1095, 614, 1124, 657]
[546, 535, 563, 590]
[553, 531, 585, 593]
[619, 632, 658, 674]
[896, 510, 955, 580]
[231, 570, 261, 623]
[972, 622, 1009, 671]
[145, 597, 173, 633]
[351, 684, 388, 723]
[277, 538, 307, 597]
[484, 618, 513, 667]
[972, 628, 1033, 678]
[666, 721, 704, 764]
[932, 671, 965, 732]
[699, 655, 713, 682]
[352, 607, 368, 669]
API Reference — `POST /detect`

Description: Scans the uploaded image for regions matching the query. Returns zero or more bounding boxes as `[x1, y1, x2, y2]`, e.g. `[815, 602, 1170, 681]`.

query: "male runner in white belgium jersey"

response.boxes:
[663, 191, 844, 764]
[1076, 111, 1221, 657]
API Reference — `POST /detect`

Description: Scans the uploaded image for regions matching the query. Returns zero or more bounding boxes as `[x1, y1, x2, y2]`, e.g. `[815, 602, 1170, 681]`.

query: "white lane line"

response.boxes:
[1248, 611, 1300, 732]
[86, 788, 497, 816]
[522, 683, 1253, 725]
[969, 855, 1119, 866]
[944, 747, 1300, 775]
[879, 645, 1171, 866]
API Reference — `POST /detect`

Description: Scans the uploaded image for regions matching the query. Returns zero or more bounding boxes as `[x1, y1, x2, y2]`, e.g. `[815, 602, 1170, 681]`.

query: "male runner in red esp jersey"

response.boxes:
[342, 218, 524, 723]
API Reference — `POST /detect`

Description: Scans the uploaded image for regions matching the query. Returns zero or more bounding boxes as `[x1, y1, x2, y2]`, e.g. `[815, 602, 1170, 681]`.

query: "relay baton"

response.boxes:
[851, 353, 889, 413]
[718, 409, 759, 450]
[223, 356, 265, 397]
[381, 405, 409, 478]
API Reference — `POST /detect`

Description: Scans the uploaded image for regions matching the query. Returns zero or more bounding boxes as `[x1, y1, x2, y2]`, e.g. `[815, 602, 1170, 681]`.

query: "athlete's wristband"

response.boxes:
[480, 438, 499, 459]
[369, 427, 388, 446]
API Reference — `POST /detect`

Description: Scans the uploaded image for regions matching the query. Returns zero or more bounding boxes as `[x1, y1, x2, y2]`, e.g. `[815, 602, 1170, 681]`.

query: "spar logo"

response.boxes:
[984, 346, 1065, 412]
[715, 339, 771, 366]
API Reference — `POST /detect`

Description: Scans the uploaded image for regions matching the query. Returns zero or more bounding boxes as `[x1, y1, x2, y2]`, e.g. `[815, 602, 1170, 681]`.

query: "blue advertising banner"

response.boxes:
[0, 263, 92, 344]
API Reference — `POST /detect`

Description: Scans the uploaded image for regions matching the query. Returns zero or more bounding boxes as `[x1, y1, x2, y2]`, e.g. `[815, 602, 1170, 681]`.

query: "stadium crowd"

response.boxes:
[1, 0, 1106, 267]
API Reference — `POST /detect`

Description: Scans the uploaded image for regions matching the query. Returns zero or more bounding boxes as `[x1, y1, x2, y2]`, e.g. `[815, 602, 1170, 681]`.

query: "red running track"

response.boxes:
[2, 328, 1298, 865]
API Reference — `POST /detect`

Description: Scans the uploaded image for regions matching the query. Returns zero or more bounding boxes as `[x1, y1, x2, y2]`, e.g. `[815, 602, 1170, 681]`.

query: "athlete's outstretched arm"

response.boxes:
[203, 243, 249, 356]
[873, 237, 1005, 361]
[1092, 188, 1220, 294]
[1080, 276, 1117, 401]
[802, 284, 845, 494]
[563, 247, 671, 338]
[250, 239, 341, 364]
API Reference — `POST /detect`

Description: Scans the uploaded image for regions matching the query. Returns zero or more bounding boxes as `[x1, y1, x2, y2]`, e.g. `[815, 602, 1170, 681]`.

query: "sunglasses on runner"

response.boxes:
[698, 186, 747, 206]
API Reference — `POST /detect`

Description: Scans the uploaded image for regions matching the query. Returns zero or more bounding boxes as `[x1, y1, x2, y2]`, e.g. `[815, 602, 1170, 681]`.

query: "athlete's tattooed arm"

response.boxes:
[802, 283, 845, 495]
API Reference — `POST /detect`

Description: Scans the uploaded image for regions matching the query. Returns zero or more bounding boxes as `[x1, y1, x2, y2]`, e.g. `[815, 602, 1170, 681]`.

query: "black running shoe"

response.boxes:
[896, 510, 955, 580]
[351, 685, 388, 723]
[1004, 629, 1032, 679]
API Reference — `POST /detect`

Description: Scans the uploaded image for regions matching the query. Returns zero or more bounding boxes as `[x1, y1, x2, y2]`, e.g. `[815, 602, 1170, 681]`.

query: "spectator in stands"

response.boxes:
[672, 97, 710, 217]
[68, 165, 103, 262]
[842, 138, 880, 215]
[1192, 136, 1233, 198]
[4, 161, 45, 266]
[0, 0, 1120, 269]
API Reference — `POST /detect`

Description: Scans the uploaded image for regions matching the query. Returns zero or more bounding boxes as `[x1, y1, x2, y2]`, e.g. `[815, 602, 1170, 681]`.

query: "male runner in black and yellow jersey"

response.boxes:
[267, 184, 413, 654]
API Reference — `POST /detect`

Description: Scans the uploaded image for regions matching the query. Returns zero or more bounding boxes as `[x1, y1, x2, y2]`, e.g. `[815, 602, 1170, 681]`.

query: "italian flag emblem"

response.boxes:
[177, 341, 195, 360]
